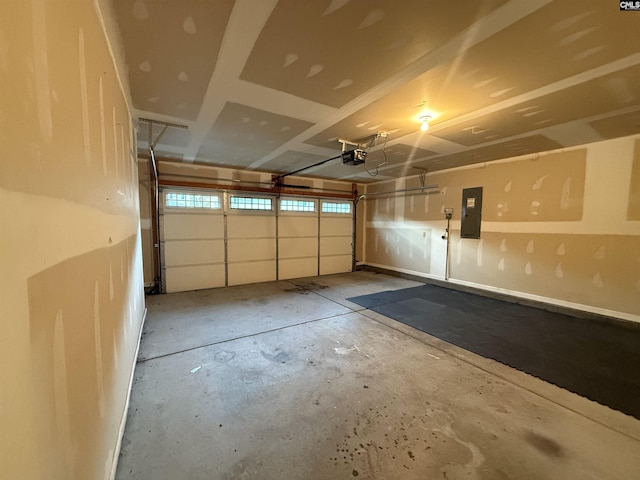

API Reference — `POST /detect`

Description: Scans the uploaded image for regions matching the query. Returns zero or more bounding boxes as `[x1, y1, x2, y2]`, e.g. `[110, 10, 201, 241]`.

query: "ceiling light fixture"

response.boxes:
[419, 115, 432, 132]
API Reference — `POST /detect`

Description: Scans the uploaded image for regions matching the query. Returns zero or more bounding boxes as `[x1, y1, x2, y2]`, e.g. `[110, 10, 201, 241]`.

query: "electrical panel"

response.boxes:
[461, 187, 483, 239]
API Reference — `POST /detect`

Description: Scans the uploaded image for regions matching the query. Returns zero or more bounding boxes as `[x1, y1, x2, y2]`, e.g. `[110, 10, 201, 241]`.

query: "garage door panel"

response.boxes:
[164, 213, 223, 240]
[320, 217, 351, 233]
[320, 255, 352, 275]
[228, 261, 276, 285]
[320, 236, 352, 256]
[164, 240, 224, 266]
[165, 265, 225, 293]
[279, 258, 317, 280]
[162, 192, 353, 292]
[228, 239, 276, 262]
[227, 215, 276, 238]
[279, 237, 318, 259]
[279, 217, 318, 237]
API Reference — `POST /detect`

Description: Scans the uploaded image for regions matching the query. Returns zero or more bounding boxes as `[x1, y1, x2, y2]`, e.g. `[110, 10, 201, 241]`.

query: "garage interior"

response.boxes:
[2, 1, 640, 479]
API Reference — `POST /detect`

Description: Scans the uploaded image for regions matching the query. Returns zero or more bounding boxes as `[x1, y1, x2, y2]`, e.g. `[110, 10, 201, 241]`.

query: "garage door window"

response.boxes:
[321, 201, 351, 214]
[230, 196, 273, 211]
[280, 199, 316, 212]
[165, 192, 221, 209]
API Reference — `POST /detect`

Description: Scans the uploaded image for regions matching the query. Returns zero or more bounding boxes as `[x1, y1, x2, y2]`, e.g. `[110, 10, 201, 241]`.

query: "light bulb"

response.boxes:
[419, 115, 432, 132]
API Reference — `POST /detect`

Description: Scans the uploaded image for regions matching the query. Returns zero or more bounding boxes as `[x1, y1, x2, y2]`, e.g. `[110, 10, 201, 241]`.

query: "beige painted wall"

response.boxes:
[0, 2, 145, 479]
[364, 136, 640, 321]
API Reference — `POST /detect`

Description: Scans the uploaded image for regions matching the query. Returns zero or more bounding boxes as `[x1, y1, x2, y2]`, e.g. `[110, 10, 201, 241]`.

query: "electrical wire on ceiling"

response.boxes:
[337, 131, 389, 177]
[362, 132, 388, 177]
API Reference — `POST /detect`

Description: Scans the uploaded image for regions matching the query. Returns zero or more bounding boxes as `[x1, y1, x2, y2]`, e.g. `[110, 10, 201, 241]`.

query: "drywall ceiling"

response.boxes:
[109, 0, 640, 183]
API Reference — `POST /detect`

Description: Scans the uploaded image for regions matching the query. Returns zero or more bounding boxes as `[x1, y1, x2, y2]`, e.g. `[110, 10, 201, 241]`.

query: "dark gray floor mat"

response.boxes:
[348, 284, 640, 419]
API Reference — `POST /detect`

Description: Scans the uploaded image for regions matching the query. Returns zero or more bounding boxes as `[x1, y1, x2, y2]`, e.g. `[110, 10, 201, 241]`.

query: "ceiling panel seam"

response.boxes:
[244, 0, 555, 171]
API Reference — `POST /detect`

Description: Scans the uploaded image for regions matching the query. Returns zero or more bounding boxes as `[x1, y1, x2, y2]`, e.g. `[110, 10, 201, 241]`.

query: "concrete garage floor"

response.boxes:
[117, 272, 640, 480]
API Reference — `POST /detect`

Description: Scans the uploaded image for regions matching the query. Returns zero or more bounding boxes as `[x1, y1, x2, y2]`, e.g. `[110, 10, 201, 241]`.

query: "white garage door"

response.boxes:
[227, 195, 277, 286]
[161, 191, 225, 293]
[278, 198, 319, 280]
[161, 190, 353, 292]
[319, 201, 353, 275]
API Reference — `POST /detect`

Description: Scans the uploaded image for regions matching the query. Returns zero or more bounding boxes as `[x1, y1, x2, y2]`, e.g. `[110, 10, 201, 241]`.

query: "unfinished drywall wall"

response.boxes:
[0, 2, 144, 479]
[154, 158, 359, 195]
[364, 136, 640, 321]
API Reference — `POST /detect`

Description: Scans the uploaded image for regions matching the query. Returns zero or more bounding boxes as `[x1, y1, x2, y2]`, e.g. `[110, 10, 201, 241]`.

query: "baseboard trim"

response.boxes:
[359, 263, 640, 327]
[109, 306, 147, 480]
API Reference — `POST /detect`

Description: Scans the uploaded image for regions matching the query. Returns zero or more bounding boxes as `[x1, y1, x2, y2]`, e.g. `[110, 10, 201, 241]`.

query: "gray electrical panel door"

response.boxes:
[461, 187, 483, 239]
